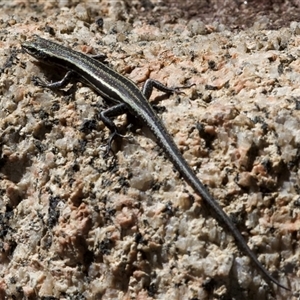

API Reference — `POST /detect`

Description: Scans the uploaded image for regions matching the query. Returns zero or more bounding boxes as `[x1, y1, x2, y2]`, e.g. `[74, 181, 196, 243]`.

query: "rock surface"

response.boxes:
[0, 1, 299, 299]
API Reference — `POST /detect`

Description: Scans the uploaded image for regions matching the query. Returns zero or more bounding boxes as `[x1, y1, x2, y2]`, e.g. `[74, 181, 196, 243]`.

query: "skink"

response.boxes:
[21, 35, 289, 291]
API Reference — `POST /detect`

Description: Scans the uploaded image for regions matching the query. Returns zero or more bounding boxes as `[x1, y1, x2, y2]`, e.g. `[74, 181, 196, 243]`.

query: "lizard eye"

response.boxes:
[22, 43, 36, 55]
[22, 43, 47, 60]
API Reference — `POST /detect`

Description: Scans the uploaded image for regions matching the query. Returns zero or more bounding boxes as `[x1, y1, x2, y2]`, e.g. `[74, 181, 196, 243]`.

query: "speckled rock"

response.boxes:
[1, 1, 300, 300]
